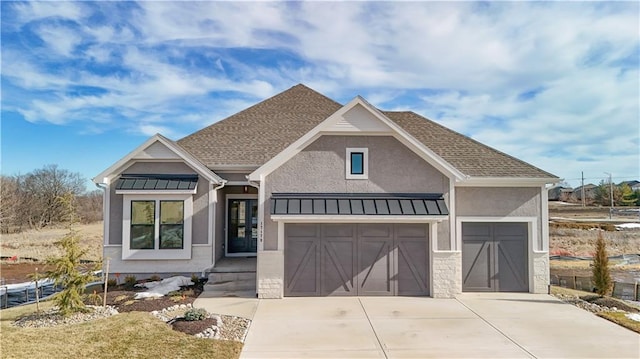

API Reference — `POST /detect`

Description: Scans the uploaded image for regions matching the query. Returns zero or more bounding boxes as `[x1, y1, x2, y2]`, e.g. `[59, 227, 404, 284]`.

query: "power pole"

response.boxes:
[581, 171, 585, 207]
[604, 172, 613, 219]
[609, 172, 614, 219]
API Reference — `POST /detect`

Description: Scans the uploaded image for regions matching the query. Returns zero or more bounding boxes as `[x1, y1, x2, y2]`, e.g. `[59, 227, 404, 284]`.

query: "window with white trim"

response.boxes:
[122, 194, 192, 260]
[346, 148, 368, 179]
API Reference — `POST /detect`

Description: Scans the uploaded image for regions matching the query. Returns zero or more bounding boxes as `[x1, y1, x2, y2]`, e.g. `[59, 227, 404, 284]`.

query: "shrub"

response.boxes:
[149, 274, 161, 282]
[87, 290, 102, 306]
[45, 193, 100, 316]
[107, 279, 118, 288]
[191, 273, 200, 284]
[184, 308, 207, 321]
[592, 231, 612, 296]
[124, 275, 137, 288]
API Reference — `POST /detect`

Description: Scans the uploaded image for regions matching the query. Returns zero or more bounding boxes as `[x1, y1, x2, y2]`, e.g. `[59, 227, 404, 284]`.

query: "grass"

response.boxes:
[551, 286, 640, 334]
[1, 302, 243, 359]
[598, 312, 640, 334]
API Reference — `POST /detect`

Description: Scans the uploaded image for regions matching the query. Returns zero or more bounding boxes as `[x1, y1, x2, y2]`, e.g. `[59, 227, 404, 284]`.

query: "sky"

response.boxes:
[1, 1, 639, 191]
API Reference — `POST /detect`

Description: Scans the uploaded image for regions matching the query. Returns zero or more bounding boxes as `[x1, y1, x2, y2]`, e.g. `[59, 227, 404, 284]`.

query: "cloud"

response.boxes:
[1, 1, 638, 184]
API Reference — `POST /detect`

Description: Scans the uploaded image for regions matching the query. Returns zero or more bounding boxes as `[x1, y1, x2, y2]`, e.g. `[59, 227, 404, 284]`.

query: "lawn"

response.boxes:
[1, 302, 243, 359]
[550, 286, 640, 334]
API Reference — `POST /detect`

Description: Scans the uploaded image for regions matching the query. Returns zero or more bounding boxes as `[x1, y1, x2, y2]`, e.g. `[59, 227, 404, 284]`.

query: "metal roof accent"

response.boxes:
[115, 174, 198, 191]
[270, 193, 448, 216]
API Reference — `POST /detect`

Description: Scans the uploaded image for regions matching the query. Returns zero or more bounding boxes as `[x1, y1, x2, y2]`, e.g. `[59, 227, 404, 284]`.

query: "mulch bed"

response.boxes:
[86, 278, 210, 336]
[171, 317, 217, 335]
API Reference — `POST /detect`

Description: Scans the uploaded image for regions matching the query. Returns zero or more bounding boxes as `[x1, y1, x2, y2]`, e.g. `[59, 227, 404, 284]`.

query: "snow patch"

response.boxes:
[616, 223, 640, 230]
[625, 313, 640, 322]
[134, 276, 193, 299]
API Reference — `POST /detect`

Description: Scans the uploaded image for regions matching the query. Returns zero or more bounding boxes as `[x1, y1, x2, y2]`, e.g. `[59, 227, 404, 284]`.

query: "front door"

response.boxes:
[227, 198, 258, 255]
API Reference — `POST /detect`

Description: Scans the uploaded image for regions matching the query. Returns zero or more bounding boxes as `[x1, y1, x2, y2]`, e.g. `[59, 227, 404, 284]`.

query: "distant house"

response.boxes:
[94, 84, 558, 299]
[619, 180, 640, 192]
[572, 184, 597, 202]
[548, 186, 573, 201]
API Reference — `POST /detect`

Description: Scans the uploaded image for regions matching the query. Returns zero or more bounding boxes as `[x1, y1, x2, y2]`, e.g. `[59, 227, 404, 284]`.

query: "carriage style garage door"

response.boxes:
[284, 223, 429, 296]
[462, 222, 528, 292]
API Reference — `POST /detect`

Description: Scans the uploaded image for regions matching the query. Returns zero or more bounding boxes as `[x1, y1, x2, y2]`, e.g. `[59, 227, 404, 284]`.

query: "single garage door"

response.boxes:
[462, 222, 528, 292]
[285, 223, 429, 296]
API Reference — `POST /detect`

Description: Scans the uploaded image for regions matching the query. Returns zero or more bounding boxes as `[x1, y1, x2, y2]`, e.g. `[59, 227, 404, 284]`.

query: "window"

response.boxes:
[160, 201, 184, 249]
[130, 201, 155, 249]
[122, 194, 192, 260]
[346, 148, 368, 179]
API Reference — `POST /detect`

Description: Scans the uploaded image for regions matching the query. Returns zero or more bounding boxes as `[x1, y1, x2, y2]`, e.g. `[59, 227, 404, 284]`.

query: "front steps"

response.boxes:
[203, 257, 257, 298]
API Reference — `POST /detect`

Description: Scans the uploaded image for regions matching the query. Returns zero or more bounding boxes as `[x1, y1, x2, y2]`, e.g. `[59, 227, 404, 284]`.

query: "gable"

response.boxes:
[327, 103, 392, 133]
[134, 142, 182, 160]
[249, 96, 465, 182]
[94, 134, 223, 185]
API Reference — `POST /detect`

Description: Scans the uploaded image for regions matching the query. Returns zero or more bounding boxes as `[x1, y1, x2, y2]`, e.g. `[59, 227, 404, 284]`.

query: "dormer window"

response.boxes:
[346, 148, 368, 179]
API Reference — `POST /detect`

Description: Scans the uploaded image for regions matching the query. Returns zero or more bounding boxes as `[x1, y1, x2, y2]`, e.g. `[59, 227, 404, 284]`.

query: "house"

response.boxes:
[571, 184, 597, 202]
[94, 84, 558, 298]
[548, 185, 573, 201]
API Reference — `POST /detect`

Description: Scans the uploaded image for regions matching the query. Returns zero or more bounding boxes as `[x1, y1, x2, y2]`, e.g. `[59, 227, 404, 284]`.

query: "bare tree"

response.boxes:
[20, 165, 86, 229]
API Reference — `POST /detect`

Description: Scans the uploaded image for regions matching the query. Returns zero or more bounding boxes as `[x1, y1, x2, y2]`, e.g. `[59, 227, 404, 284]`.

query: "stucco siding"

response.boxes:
[455, 187, 542, 250]
[104, 245, 212, 274]
[264, 135, 451, 251]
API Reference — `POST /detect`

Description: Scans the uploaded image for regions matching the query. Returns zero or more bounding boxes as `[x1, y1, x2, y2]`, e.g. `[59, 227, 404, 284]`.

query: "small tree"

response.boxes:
[592, 231, 612, 296]
[46, 193, 100, 316]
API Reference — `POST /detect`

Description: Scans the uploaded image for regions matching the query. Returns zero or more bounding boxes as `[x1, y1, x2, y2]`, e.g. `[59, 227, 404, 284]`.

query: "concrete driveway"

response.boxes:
[195, 293, 639, 359]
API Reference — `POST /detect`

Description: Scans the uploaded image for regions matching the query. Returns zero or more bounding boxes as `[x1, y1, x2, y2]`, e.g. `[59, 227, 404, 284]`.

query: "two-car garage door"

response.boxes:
[284, 223, 429, 296]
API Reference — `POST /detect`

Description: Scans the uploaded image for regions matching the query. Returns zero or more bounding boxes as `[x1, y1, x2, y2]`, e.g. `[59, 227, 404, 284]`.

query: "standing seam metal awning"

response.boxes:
[271, 193, 448, 216]
[115, 174, 198, 191]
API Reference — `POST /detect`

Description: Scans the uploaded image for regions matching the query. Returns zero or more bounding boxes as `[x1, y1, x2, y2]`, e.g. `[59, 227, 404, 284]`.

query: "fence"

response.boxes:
[550, 275, 640, 301]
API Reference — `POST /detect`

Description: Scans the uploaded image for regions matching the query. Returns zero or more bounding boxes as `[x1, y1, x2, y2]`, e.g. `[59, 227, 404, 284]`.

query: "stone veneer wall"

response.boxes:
[532, 252, 550, 293]
[431, 251, 461, 298]
[257, 251, 284, 298]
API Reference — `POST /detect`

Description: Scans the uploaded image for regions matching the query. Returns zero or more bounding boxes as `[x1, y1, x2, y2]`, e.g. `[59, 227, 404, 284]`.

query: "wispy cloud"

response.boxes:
[1, 1, 638, 183]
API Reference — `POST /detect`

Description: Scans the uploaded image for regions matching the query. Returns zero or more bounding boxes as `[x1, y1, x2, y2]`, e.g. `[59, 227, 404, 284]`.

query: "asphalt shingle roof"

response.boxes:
[178, 84, 556, 179]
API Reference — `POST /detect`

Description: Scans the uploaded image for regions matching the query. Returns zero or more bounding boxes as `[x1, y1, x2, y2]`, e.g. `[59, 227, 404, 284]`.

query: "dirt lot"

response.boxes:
[1, 222, 103, 262]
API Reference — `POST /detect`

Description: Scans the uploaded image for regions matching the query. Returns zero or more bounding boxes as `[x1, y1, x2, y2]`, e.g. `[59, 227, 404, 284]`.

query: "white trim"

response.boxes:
[248, 96, 466, 182]
[540, 185, 549, 252]
[104, 244, 121, 247]
[209, 183, 215, 257]
[428, 222, 436, 295]
[193, 244, 211, 247]
[225, 194, 259, 257]
[448, 179, 456, 251]
[270, 215, 447, 223]
[346, 148, 368, 179]
[258, 175, 266, 251]
[122, 194, 193, 260]
[93, 133, 223, 185]
[277, 221, 284, 252]
[456, 177, 559, 187]
[115, 189, 197, 195]
[456, 216, 542, 293]
[102, 184, 110, 246]
[211, 165, 259, 173]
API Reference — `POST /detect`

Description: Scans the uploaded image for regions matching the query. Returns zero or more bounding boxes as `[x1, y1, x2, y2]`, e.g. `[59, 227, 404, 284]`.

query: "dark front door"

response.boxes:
[227, 198, 258, 255]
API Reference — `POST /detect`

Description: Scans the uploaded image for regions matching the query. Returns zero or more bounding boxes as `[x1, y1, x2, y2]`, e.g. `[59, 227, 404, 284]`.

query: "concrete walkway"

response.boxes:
[194, 293, 640, 359]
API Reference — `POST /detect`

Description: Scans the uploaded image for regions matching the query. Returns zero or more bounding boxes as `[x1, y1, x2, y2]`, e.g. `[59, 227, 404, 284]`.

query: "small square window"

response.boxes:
[346, 148, 368, 179]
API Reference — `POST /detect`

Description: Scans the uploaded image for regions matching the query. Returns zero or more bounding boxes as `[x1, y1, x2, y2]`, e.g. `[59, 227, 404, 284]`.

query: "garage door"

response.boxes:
[284, 223, 429, 296]
[462, 222, 528, 292]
